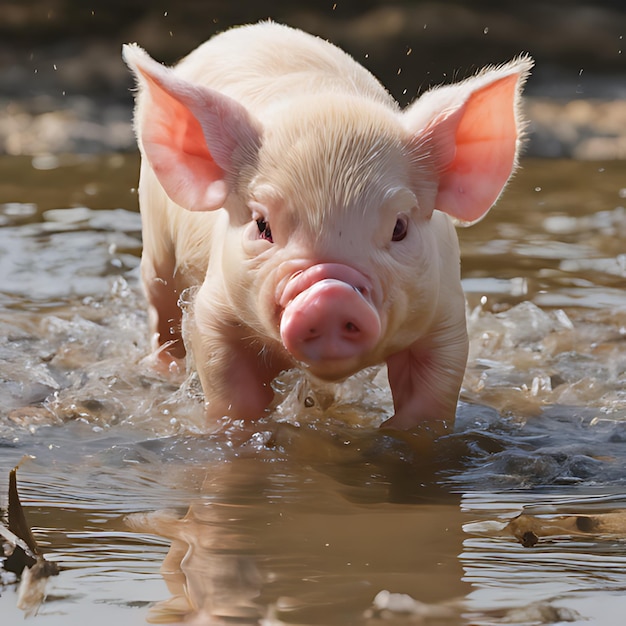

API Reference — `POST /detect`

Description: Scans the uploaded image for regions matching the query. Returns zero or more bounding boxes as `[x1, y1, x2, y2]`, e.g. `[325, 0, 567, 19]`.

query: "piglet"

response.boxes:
[123, 22, 532, 429]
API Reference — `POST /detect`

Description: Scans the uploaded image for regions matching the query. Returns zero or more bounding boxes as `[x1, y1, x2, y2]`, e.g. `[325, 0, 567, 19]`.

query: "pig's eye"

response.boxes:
[256, 217, 273, 243]
[392, 215, 408, 242]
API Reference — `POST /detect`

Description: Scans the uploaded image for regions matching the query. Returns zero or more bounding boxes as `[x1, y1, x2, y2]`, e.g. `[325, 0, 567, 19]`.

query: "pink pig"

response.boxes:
[123, 22, 532, 429]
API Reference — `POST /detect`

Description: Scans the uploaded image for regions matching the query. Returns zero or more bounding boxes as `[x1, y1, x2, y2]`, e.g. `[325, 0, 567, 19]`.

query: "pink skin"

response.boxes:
[279, 264, 382, 379]
[123, 22, 532, 430]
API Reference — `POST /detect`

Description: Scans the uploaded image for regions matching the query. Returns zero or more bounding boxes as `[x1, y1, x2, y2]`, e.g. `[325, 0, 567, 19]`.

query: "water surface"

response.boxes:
[1, 155, 625, 624]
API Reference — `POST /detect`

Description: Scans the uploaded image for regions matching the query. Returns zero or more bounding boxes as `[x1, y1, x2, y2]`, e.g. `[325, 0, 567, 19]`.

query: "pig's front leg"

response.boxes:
[141, 256, 186, 373]
[191, 312, 293, 422]
[383, 316, 468, 430]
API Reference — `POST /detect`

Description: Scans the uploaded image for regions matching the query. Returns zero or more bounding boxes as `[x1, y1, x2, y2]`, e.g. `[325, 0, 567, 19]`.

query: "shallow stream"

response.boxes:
[0, 155, 625, 625]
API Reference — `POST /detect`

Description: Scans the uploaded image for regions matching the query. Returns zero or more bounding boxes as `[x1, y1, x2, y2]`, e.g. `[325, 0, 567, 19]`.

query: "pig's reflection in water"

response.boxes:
[134, 505, 262, 622]
[128, 426, 468, 624]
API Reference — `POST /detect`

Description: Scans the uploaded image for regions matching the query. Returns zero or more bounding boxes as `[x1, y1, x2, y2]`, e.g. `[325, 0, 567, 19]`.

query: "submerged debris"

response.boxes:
[364, 589, 460, 621]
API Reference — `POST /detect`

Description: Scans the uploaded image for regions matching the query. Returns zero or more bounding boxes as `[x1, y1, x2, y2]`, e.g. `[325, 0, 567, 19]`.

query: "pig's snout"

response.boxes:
[281, 280, 381, 365]
[279, 265, 381, 375]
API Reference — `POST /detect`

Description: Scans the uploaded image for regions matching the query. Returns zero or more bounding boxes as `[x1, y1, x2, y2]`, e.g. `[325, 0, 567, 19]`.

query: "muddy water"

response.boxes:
[0, 155, 625, 625]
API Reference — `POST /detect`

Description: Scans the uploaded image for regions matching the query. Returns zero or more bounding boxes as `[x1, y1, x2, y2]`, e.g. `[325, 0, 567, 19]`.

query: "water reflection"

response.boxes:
[126, 432, 469, 625]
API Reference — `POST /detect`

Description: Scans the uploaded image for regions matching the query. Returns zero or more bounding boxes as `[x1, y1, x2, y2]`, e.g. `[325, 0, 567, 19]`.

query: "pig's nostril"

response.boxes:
[305, 321, 360, 340]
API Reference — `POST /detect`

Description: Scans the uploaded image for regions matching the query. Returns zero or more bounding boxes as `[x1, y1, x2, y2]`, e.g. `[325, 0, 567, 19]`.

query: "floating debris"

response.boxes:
[507, 510, 626, 547]
[1, 465, 60, 617]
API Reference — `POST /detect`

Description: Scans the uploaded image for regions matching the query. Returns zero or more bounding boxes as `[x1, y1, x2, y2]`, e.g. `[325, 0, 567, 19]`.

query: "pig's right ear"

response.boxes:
[122, 44, 262, 212]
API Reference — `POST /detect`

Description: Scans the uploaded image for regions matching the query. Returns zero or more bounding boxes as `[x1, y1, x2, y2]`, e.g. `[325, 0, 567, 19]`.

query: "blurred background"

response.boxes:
[1, 0, 625, 160]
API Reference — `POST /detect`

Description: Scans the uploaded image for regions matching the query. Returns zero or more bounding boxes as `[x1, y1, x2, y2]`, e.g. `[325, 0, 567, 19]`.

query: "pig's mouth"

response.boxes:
[277, 264, 382, 377]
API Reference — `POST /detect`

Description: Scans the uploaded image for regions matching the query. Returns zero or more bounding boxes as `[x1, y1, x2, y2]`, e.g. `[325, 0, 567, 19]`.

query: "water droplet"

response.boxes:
[483, 26, 489, 34]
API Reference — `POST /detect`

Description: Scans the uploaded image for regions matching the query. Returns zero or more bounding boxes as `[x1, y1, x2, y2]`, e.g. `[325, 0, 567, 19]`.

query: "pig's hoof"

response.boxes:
[142, 349, 186, 381]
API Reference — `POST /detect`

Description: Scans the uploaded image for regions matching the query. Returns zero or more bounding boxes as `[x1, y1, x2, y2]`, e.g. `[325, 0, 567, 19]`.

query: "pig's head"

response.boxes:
[124, 43, 532, 382]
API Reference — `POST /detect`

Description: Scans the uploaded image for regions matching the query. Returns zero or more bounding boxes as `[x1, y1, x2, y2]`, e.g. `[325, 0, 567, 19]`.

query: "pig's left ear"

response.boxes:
[123, 44, 262, 212]
[403, 56, 533, 225]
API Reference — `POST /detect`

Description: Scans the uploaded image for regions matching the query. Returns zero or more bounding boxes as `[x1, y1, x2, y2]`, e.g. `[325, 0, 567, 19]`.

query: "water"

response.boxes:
[0, 155, 625, 624]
